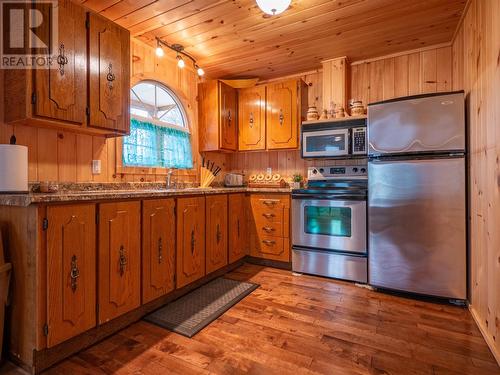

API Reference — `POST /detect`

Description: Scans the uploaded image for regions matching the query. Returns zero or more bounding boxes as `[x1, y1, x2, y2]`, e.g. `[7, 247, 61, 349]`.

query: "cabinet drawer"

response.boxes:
[255, 220, 283, 237]
[250, 235, 290, 262]
[251, 194, 290, 210]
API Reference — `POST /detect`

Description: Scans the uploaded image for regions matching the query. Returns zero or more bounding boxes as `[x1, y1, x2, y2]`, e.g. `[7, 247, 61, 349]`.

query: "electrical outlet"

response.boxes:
[266, 167, 272, 175]
[92, 160, 101, 174]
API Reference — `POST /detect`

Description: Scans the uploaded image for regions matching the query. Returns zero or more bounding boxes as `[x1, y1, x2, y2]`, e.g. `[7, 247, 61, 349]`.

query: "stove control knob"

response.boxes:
[353, 167, 358, 173]
[319, 168, 324, 173]
[312, 169, 318, 174]
[360, 168, 366, 173]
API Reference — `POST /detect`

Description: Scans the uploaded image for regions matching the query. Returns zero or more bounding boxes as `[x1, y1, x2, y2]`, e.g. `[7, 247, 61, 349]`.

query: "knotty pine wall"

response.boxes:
[452, 0, 500, 363]
[0, 39, 228, 184]
[227, 44, 453, 178]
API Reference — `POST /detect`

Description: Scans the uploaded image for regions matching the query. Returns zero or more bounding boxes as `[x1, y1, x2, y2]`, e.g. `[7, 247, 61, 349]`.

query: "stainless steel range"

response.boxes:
[292, 165, 368, 283]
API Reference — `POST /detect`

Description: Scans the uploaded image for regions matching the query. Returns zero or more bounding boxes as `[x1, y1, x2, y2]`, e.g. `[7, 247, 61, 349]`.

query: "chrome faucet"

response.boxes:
[166, 169, 174, 189]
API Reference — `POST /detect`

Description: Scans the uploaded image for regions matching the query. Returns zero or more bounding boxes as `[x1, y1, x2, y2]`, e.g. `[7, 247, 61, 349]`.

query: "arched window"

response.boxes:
[123, 80, 193, 169]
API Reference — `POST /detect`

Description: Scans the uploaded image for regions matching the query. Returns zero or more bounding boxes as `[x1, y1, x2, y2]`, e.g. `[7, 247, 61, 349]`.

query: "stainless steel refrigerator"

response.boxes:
[367, 91, 466, 300]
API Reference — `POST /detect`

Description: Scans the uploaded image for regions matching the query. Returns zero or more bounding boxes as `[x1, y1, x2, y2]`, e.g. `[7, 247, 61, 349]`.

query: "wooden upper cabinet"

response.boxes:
[206, 195, 228, 274]
[199, 81, 238, 152]
[266, 79, 307, 150]
[176, 197, 206, 288]
[46, 204, 96, 348]
[142, 199, 176, 304]
[88, 13, 130, 134]
[3, 1, 130, 137]
[98, 202, 141, 324]
[33, 0, 87, 126]
[238, 85, 266, 151]
[228, 194, 248, 263]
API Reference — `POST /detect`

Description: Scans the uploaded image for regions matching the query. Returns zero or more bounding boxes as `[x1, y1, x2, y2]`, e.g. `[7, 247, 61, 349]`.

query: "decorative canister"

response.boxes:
[320, 109, 328, 120]
[306, 106, 319, 121]
[334, 106, 345, 118]
[350, 100, 365, 116]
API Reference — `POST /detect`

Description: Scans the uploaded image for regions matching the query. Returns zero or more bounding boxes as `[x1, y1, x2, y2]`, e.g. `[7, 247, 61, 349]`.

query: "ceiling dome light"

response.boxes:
[177, 55, 185, 69]
[256, 0, 291, 15]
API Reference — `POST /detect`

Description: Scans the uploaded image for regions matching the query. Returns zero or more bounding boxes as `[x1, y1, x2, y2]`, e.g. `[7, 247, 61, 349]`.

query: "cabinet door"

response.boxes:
[33, 0, 87, 126]
[46, 204, 96, 347]
[228, 194, 247, 263]
[176, 197, 206, 288]
[88, 13, 130, 133]
[219, 82, 238, 150]
[266, 80, 298, 149]
[98, 202, 141, 323]
[206, 195, 228, 274]
[142, 199, 176, 304]
[238, 85, 266, 151]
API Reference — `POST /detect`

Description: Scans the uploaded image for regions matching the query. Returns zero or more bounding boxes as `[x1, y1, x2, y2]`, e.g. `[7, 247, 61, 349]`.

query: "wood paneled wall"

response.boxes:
[453, 0, 500, 364]
[227, 45, 453, 178]
[0, 39, 228, 184]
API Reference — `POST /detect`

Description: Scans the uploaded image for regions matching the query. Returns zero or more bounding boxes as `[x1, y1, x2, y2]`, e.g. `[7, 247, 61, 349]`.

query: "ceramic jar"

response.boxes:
[306, 106, 319, 121]
[350, 100, 365, 116]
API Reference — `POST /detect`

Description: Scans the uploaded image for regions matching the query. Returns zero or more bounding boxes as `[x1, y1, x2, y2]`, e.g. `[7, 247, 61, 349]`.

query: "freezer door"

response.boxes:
[368, 92, 465, 156]
[368, 157, 466, 299]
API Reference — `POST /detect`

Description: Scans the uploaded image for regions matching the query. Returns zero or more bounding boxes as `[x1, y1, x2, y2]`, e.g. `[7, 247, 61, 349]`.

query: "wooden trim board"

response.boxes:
[469, 306, 500, 366]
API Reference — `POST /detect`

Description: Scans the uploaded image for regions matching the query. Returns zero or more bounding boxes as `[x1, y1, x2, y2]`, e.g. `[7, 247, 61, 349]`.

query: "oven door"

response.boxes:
[292, 197, 366, 254]
[302, 129, 349, 158]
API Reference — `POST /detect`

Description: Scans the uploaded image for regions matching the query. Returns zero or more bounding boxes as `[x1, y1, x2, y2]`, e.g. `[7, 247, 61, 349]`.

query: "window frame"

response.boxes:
[116, 78, 195, 177]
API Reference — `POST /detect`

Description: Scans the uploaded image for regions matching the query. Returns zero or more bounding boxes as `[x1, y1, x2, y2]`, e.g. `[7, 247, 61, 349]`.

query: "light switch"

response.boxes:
[92, 160, 101, 174]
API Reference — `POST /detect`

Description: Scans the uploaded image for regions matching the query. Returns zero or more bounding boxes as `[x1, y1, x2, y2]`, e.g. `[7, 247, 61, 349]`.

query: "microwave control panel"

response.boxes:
[351, 127, 367, 155]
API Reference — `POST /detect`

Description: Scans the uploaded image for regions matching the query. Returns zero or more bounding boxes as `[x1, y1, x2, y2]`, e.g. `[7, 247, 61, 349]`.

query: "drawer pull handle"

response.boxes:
[119, 245, 127, 276]
[263, 213, 275, 219]
[262, 226, 275, 233]
[263, 240, 276, 245]
[263, 200, 279, 206]
[70, 255, 80, 292]
[191, 229, 196, 254]
[158, 237, 163, 264]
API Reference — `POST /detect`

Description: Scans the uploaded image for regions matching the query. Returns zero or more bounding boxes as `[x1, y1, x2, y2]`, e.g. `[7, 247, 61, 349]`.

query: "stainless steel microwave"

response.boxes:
[301, 118, 367, 158]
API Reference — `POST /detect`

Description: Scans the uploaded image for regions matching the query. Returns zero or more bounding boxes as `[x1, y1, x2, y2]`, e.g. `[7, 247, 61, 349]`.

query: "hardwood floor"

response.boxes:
[40, 264, 499, 374]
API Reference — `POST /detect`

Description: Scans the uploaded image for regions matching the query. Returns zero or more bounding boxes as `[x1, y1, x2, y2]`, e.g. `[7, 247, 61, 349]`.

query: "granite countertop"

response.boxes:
[0, 183, 293, 207]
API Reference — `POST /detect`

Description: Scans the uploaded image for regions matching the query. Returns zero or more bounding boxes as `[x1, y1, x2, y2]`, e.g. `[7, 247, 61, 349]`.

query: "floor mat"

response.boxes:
[144, 277, 259, 337]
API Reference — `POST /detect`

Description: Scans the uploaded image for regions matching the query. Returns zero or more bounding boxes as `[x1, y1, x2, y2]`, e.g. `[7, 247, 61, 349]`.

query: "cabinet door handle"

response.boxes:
[119, 245, 127, 276]
[262, 240, 276, 245]
[279, 109, 284, 126]
[228, 109, 232, 125]
[237, 219, 240, 237]
[191, 229, 196, 255]
[70, 255, 80, 292]
[57, 43, 68, 76]
[262, 226, 275, 233]
[216, 224, 222, 244]
[263, 200, 279, 206]
[249, 112, 254, 128]
[106, 63, 116, 90]
[263, 213, 275, 219]
[158, 237, 163, 264]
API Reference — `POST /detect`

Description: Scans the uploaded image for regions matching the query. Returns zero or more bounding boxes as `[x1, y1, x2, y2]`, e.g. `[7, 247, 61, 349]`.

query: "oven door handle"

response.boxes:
[291, 194, 366, 201]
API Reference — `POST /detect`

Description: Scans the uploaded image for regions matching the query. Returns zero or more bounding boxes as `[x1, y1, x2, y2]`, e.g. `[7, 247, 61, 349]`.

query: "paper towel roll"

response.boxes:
[0, 145, 28, 193]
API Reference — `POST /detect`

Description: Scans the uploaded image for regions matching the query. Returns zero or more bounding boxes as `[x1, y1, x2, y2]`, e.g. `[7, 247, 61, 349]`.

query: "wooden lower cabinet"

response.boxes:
[98, 201, 141, 323]
[206, 195, 228, 274]
[142, 199, 176, 304]
[249, 194, 291, 262]
[176, 197, 206, 288]
[46, 204, 96, 347]
[228, 194, 248, 263]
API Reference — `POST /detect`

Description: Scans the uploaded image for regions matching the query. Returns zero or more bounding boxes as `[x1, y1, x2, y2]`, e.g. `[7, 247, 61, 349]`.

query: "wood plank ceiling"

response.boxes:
[80, 0, 467, 79]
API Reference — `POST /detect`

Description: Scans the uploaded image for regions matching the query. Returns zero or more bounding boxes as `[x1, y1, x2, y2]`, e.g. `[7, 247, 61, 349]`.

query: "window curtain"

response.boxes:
[123, 118, 193, 169]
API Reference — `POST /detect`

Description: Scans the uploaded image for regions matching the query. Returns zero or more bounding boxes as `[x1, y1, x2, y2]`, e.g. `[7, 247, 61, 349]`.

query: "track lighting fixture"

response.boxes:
[155, 37, 204, 77]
